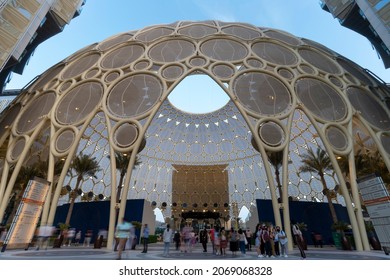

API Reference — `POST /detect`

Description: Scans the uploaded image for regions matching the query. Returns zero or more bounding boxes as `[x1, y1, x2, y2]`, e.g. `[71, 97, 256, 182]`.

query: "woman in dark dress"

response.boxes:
[229, 228, 239, 255]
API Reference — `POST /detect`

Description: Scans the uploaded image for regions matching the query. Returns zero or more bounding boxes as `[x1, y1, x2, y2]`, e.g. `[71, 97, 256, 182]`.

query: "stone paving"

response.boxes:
[0, 243, 389, 260]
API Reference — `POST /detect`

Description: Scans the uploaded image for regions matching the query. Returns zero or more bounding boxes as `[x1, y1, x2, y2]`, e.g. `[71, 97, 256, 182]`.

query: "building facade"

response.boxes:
[321, 0, 390, 68]
[0, 0, 86, 92]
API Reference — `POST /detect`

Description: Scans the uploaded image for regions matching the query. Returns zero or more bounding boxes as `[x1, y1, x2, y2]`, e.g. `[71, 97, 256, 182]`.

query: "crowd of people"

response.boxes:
[25, 219, 305, 260]
[161, 222, 293, 258]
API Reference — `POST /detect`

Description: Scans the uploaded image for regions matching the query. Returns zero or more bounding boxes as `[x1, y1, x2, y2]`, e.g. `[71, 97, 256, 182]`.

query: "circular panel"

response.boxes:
[0, 103, 21, 136]
[56, 129, 75, 153]
[380, 133, 390, 155]
[337, 58, 373, 86]
[85, 68, 99, 79]
[299, 64, 315, 74]
[135, 27, 174, 42]
[301, 38, 335, 56]
[160, 139, 174, 152]
[56, 82, 103, 125]
[134, 60, 151, 70]
[178, 24, 218, 38]
[299, 48, 340, 74]
[189, 57, 207, 67]
[295, 78, 347, 122]
[329, 76, 343, 88]
[98, 33, 133, 51]
[325, 126, 348, 151]
[149, 39, 196, 63]
[16, 92, 56, 134]
[11, 138, 25, 160]
[220, 141, 233, 153]
[246, 58, 263, 68]
[277, 68, 294, 80]
[114, 122, 138, 148]
[204, 142, 218, 155]
[233, 71, 292, 116]
[212, 64, 235, 79]
[200, 39, 248, 61]
[161, 65, 184, 80]
[259, 122, 284, 147]
[62, 53, 100, 79]
[347, 86, 390, 130]
[29, 65, 64, 92]
[59, 80, 73, 93]
[252, 42, 298, 65]
[222, 26, 262, 40]
[101, 44, 144, 69]
[264, 30, 301, 46]
[174, 142, 188, 154]
[190, 143, 202, 154]
[107, 74, 163, 118]
[104, 71, 120, 83]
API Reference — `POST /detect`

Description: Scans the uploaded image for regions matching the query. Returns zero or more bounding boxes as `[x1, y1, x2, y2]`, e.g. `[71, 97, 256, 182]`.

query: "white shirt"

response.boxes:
[163, 228, 173, 243]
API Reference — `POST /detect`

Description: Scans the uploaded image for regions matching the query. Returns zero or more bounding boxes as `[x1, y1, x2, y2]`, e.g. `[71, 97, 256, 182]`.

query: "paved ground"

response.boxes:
[0, 243, 389, 260]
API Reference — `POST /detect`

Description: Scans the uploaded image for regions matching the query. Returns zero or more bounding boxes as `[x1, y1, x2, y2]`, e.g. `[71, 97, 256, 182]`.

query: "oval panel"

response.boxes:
[56, 82, 103, 125]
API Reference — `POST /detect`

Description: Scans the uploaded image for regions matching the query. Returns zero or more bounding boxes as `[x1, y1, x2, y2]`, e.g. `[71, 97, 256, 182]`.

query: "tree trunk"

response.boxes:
[320, 174, 338, 224]
[65, 177, 82, 226]
[275, 169, 282, 202]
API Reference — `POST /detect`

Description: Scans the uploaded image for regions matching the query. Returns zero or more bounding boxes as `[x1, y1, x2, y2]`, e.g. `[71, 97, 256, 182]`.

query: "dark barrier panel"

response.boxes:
[53, 199, 145, 244]
[256, 199, 350, 246]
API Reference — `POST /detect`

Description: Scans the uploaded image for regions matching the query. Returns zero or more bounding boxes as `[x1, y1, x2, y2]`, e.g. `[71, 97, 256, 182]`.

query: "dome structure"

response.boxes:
[0, 20, 389, 250]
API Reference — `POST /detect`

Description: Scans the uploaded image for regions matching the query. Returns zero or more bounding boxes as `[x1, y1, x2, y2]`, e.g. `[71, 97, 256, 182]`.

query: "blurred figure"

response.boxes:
[36, 225, 54, 250]
[173, 230, 181, 250]
[292, 222, 306, 259]
[115, 217, 133, 260]
[238, 228, 246, 254]
[162, 224, 173, 256]
[66, 228, 75, 246]
[220, 229, 227, 255]
[245, 228, 252, 251]
[75, 230, 82, 246]
[213, 227, 220, 255]
[199, 228, 208, 252]
[181, 223, 193, 253]
[83, 230, 93, 247]
[141, 224, 149, 253]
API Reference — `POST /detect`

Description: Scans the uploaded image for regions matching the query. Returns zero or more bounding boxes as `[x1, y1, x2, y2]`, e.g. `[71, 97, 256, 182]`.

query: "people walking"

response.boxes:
[292, 222, 306, 259]
[261, 225, 272, 258]
[173, 230, 181, 250]
[115, 217, 133, 260]
[199, 228, 208, 252]
[229, 228, 239, 255]
[245, 228, 252, 251]
[163, 224, 173, 256]
[238, 228, 246, 254]
[83, 230, 93, 247]
[220, 229, 227, 255]
[275, 226, 288, 257]
[141, 224, 149, 253]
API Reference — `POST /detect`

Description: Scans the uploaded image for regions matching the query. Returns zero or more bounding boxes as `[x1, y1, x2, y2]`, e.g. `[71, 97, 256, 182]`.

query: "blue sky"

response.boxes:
[6, 0, 389, 92]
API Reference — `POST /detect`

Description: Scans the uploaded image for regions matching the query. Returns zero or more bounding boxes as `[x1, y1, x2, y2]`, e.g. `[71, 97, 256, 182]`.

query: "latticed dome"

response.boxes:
[0, 21, 389, 248]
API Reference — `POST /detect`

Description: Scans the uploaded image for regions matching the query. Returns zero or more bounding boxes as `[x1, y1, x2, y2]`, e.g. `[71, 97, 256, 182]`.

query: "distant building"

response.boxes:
[0, 0, 86, 93]
[0, 89, 18, 112]
[321, 0, 390, 68]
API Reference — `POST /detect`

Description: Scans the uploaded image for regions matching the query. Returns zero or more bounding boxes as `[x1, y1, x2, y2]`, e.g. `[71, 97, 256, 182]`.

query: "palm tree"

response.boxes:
[299, 147, 338, 224]
[266, 150, 292, 203]
[64, 153, 101, 226]
[108, 152, 141, 204]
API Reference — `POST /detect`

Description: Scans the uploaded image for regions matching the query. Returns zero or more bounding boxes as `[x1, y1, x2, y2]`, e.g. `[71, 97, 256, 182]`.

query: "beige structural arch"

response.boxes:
[0, 21, 389, 251]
